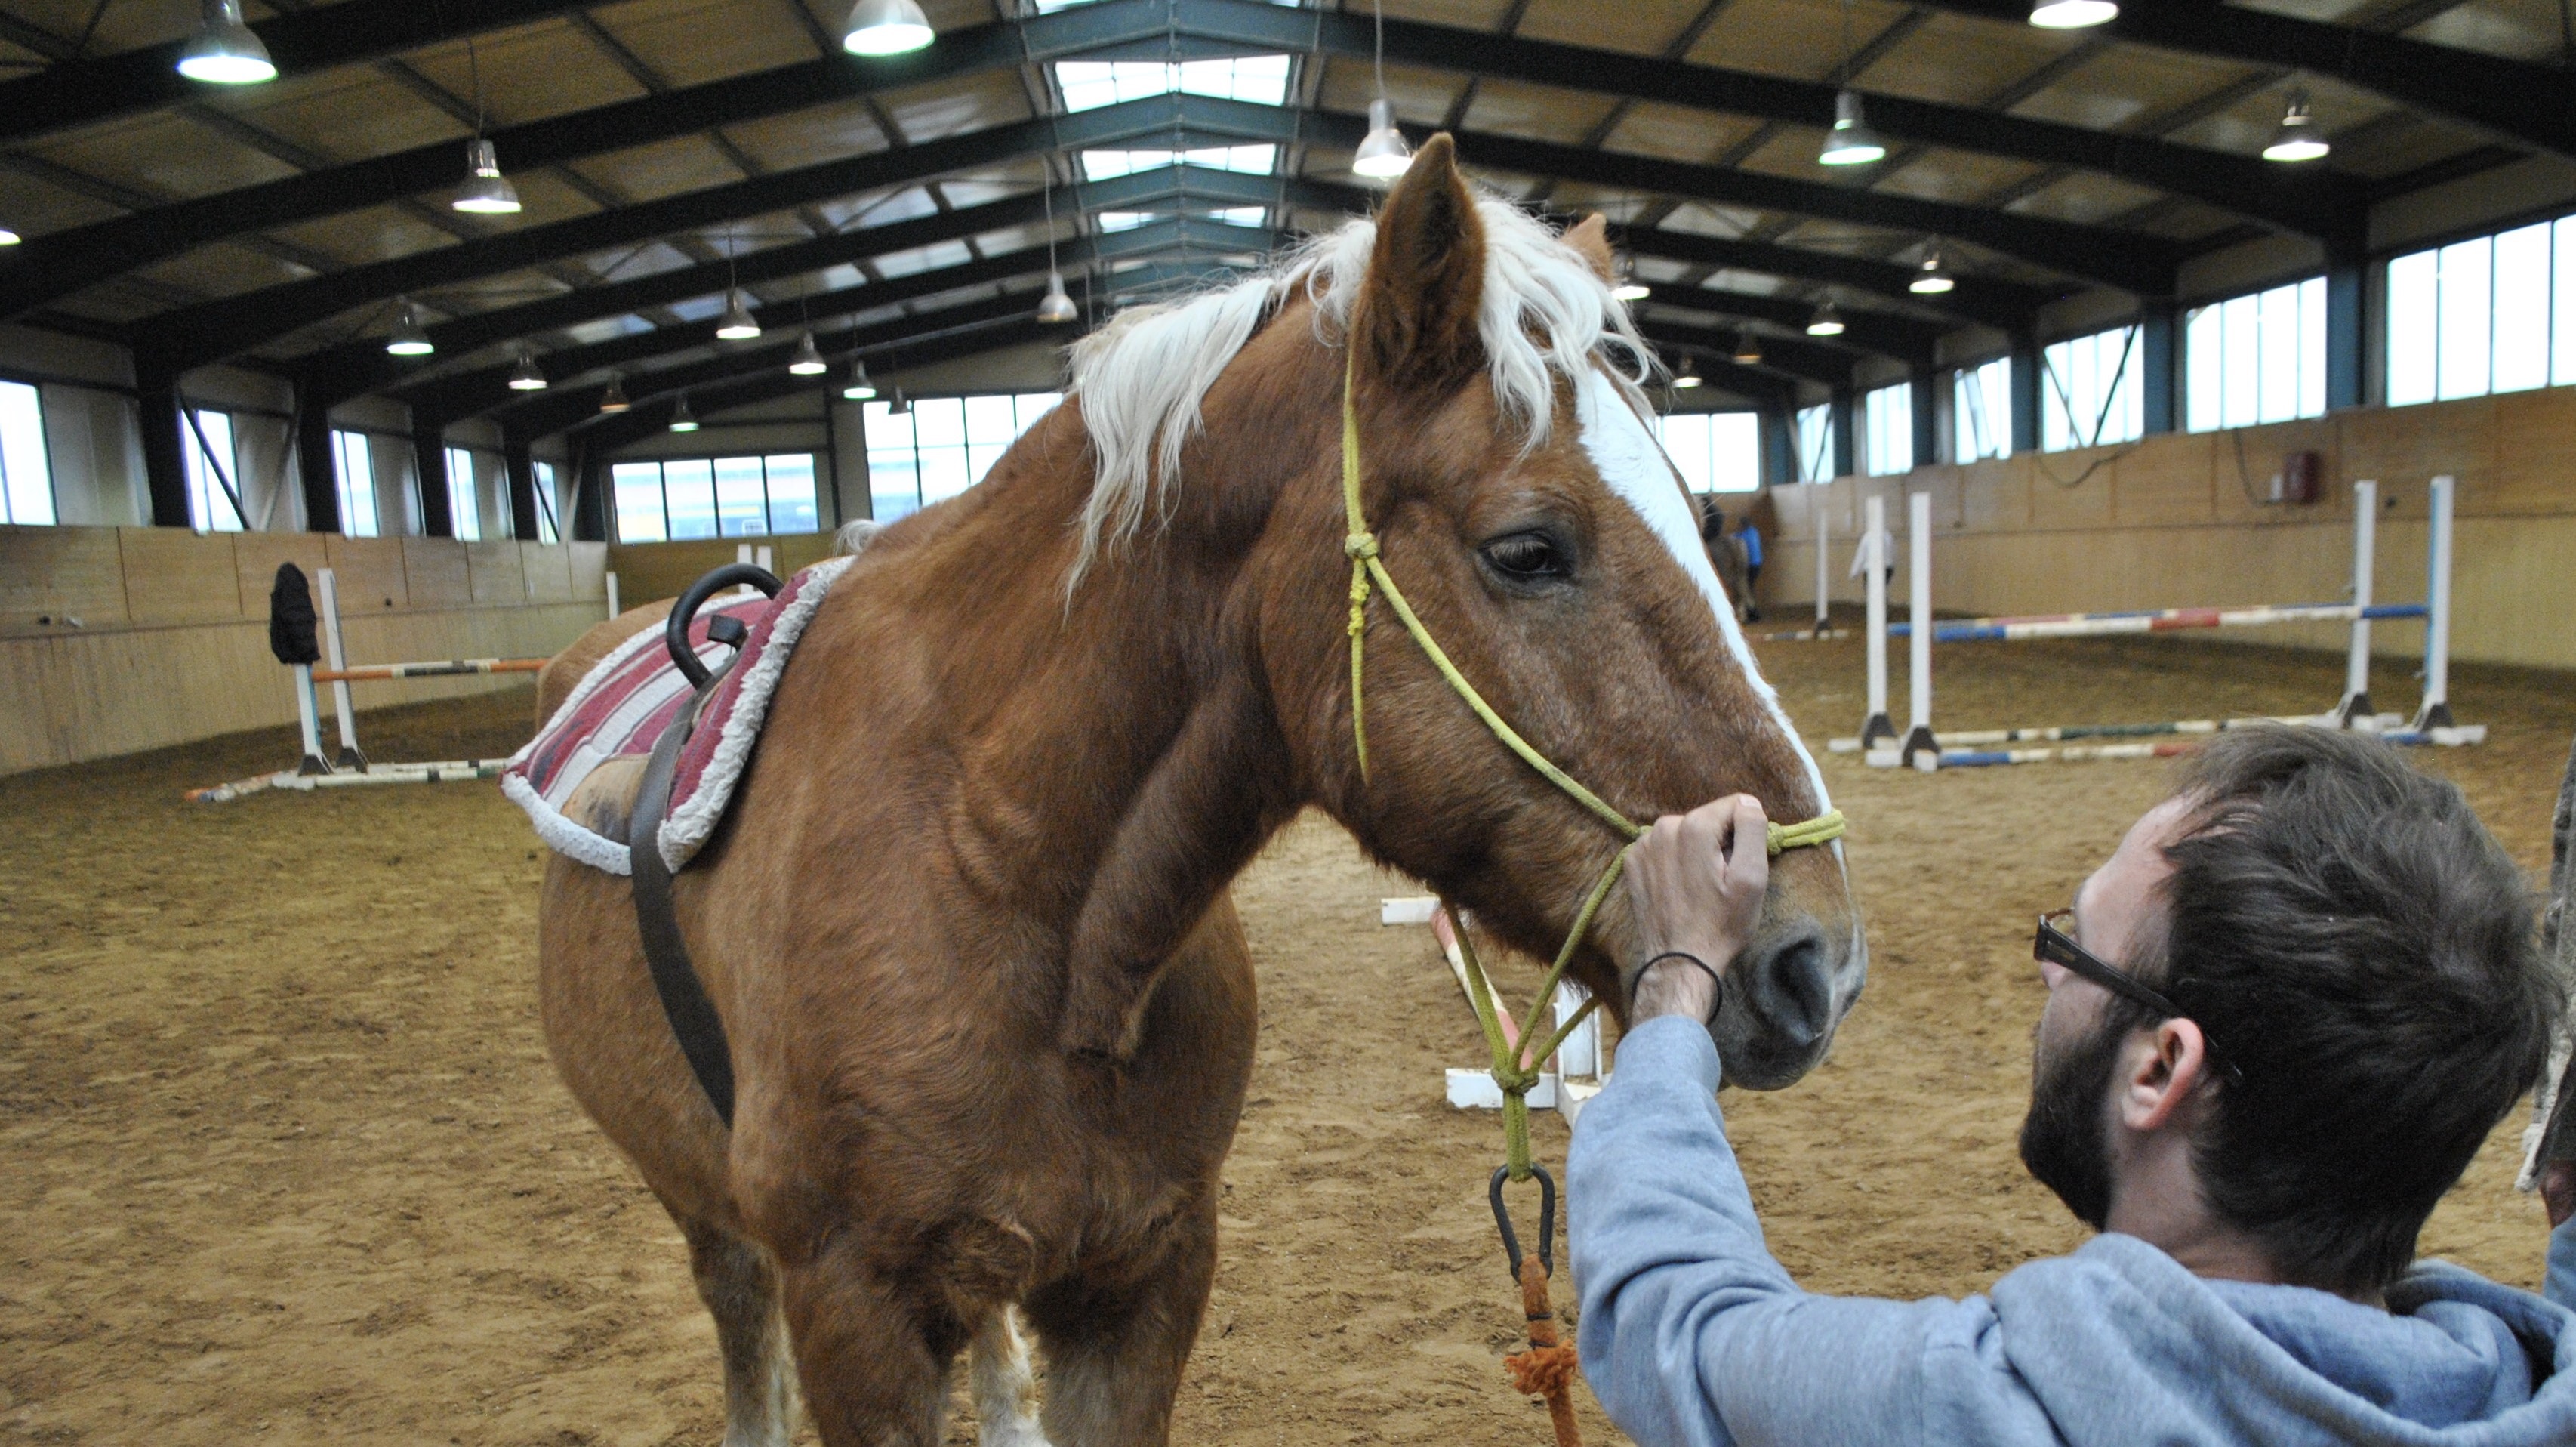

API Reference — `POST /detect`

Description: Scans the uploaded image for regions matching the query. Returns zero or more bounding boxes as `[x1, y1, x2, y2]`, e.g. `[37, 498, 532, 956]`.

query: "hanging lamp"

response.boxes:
[887, 387, 911, 415]
[1819, 91, 1887, 167]
[177, 0, 276, 85]
[1351, 2, 1412, 181]
[716, 289, 762, 341]
[788, 332, 828, 375]
[507, 350, 547, 390]
[2263, 91, 2330, 163]
[842, 359, 877, 400]
[0, 227, 20, 246]
[599, 375, 631, 413]
[2028, 0, 2117, 26]
[386, 301, 435, 356]
[1037, 271, 1079, 324]
[1610, 255, 1650, 302]
[1910, 245, 1955, 295]
[843, 0, 934, 55]
[454, 138, 521, 214]
[1731, 331, 1763, 366]
[1807, 299, 1846, 337]
[1671, 353, 1704, 389]
[669, 393, 699, 433]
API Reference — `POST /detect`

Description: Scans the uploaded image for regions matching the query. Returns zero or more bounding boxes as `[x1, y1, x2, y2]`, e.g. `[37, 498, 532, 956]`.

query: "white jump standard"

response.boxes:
[1829, 477, 2481, 770]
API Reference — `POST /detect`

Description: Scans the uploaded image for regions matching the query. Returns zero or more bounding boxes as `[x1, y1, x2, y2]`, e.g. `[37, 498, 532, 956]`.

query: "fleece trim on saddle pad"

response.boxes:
[502, 555, 854, 875]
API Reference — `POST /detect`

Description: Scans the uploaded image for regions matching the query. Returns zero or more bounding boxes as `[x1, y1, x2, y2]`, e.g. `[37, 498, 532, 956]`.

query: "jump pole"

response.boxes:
[1857, 495, 1893, 748]
[317, 566, 366, 770]
[1900, 490, 1937, 771]
[2337, 480, 2378, 726]
[2413, 474, 2457, 733]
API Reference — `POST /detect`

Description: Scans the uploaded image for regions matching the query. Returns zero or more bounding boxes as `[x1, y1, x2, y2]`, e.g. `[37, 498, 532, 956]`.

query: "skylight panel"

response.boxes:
[1095, 207, 1269, 231]
[1054, 55, 1293, 113]
[1080, 145, 1277, 181]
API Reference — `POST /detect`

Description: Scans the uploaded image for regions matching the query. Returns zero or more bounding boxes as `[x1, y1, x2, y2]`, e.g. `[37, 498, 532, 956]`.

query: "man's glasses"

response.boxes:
[2034, 909, 2242, 1081]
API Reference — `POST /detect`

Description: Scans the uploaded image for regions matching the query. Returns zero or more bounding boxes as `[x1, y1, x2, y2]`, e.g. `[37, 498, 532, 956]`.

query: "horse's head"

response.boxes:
[1283, 139, 1862, 1087]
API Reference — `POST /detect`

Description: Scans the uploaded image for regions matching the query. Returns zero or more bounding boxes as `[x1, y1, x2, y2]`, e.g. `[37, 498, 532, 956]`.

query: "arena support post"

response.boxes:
[2411, 474, 2457, 733]
[2337, 480, 2378, 726]
[316, 567, 368, 770]
[1857, 494, 1893, 749]
[1899, 490, 1938, 772]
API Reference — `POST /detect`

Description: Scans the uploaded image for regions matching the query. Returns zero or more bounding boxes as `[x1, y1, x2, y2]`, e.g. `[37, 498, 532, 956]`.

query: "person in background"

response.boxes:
[1575, 727, 2576, 1447]
[1698, 498, 1753, 622]
[1731, 514, 1762, 604]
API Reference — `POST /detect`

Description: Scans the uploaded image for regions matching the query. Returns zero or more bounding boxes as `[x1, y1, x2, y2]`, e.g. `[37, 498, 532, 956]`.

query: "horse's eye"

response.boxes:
[1481, 530, 1570, 581]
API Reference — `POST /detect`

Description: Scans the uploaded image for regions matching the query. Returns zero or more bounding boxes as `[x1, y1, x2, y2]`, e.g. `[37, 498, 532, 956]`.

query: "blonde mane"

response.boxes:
[1062, 195, 1653, 588]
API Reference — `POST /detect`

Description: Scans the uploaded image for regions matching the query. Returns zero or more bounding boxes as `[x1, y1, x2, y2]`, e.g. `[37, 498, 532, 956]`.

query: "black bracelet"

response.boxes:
[1629, 950, 1723, 1022]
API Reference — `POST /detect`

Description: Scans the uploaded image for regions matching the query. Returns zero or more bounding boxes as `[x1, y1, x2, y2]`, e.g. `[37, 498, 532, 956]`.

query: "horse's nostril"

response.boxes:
[1745, 926, 1833, 1050]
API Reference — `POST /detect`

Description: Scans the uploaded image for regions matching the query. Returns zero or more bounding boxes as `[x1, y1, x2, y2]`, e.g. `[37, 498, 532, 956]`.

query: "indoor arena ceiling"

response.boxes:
[1, 0, 2570, 433]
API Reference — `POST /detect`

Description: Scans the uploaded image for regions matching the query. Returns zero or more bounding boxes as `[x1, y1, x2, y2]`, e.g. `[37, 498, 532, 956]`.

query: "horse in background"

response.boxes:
[531, 137, 1863, 1447]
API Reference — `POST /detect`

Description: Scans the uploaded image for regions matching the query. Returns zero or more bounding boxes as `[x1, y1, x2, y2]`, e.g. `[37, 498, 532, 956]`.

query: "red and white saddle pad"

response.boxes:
[504, 555, 853, 875]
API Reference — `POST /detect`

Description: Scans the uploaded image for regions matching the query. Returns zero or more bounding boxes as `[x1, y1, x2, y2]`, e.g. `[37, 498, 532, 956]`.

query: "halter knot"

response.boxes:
[1344, 532, 1380, 561]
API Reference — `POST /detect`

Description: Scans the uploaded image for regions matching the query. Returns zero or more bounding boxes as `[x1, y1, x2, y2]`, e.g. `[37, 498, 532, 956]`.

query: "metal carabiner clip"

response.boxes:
[1489, 1163, 1557, 1281]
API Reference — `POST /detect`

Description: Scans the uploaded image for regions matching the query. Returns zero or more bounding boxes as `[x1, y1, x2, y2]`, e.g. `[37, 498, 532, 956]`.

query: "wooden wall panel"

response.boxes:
[119, 528, 242, 625]
[0, 524, 129, 637]
[521, 541, 572, 603]
[2110, 432, 2214, 526]
[401, 537, 471, 607]
[2485, 387, 2576, 515]
[232, 532, 331, 618]
[567, 541, 609, 601]
[324, 536, 408, 612]
[466, 540, 526, 605]
[2337, 397, 2496, 516]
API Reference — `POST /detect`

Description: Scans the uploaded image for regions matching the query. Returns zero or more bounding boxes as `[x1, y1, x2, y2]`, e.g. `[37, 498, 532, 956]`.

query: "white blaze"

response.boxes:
[1574, 369, 1834, 818]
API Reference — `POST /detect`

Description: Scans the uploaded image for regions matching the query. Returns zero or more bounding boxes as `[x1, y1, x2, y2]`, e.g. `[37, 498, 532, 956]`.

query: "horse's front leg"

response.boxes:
[1019, 1186, 1220, 1447]
[777, 1236, 969, 1447]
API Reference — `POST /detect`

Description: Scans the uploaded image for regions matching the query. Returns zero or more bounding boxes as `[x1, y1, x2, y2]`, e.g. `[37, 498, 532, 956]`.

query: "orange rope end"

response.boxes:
[1505, 1342, 1582, 1398]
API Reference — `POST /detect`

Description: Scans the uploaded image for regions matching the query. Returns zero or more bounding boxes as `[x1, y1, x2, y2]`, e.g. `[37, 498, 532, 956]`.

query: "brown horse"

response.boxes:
[532, 137, 1863, 1447]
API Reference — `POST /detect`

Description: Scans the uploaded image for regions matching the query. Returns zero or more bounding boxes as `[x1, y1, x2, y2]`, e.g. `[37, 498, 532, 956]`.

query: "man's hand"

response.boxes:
[1623, 794, 1770, 1025]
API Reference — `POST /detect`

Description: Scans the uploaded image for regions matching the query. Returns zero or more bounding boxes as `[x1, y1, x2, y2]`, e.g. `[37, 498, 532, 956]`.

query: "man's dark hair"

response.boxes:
[2131, 727, 2556, 1295]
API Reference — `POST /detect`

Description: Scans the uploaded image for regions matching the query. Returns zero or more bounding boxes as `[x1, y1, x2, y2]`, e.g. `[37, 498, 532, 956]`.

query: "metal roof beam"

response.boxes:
[0, 0, 1178, 325]
[1638, 294, 1941, 364]
[1635, 319, 1859, 389]
[1177, 0, 2367, 245]
[1909, 0, 2576, 163]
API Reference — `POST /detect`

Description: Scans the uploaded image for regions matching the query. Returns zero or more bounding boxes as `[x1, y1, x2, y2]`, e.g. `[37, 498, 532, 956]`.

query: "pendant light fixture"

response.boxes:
[507, 350, 547, 390]
[599, 374, 631, 413]
[1671, 353, 1704, 389]
[1806, 299, 1846, 337]
[451, 42, 520, 214]
[1731, 331, 1763, 366]
[1910, 244, 1955, 295]
[2028, 0, 2117, 26]
[842, 0, 935, 56]
[386, 300, 435, 356]
[1351, 0, 1413, 182]
[2263, 91, 2331, 163]
[1610, 255, 1650, 303]
[177, 0, 276, 85]
[842, 359, 877, 400]
[0, 227, 20, 246]
[1819, 91, 1887, 167]
[669, 393, 699, 433]
[1034, 156, 1080, 324]
[716, 289, 761, 340]
[887, 387, 911, 416]
[788, 331, 828, 375]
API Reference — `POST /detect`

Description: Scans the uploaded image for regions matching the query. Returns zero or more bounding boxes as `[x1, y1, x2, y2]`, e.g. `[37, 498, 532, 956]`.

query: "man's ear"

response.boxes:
[1354, 134, 1486, 394]
[2118, 1019, 2214, 1134]
[1563, 214, 1615, 283]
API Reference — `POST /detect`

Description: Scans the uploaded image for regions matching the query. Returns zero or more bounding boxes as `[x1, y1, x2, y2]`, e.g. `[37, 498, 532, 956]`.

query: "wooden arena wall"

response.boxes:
[0, 527, 609, 775]
[602, 533, 845, 609]
[1753, 387, 2576, 672]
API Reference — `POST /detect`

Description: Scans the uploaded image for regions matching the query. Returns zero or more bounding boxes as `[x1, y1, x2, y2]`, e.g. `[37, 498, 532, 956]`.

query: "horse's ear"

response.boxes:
[1563, 214, 1615, 283]
[1357, 134, 1486, 394]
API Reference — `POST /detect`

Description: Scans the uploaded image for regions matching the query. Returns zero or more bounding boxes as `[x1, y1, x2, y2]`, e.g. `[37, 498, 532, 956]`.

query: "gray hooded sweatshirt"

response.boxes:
[1570, 1017, 2576, 1447]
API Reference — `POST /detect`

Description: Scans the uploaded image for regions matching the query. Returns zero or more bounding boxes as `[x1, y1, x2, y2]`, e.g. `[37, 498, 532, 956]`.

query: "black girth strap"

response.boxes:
[626, 563, 782, 1128]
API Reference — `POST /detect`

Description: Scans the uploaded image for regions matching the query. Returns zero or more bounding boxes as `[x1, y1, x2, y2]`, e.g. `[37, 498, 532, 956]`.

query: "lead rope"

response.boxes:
[1339, 356, 1846, 1446]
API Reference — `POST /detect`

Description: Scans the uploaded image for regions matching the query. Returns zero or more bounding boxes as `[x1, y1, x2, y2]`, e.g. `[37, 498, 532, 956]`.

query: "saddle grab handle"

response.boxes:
[666, 563, 783, 690]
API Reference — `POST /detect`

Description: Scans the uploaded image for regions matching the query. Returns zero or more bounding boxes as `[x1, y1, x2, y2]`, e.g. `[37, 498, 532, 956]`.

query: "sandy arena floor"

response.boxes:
[3, 623, 2570, 1446]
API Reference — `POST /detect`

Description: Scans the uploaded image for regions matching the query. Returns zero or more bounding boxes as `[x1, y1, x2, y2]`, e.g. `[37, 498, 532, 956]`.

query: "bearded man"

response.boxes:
[1573, 727, 2576, 1446]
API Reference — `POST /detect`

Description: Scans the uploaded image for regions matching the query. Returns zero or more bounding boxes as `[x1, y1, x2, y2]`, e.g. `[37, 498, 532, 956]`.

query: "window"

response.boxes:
[180, 407, 242, 532]
[866, 393, 1061, 523]
[1654, 412, 1761, 494]
[1096, 207, 1268, 232]
[2041, 325, 2143, 452]
[2186, 277, 2327, 432]
[1795, 403, 1833, 482]
[444, 446, 482, 541]
[1860, 382, 1913, 477]
[1054, 55, 1290, 113]
[532, 461, 560, 545]
[2386, 215, 2576, 407]
[0, 380, 54, 526]
[611, 455, 823, 542]
[1080, 145, 1276, 181]
[1952, 358, 2011, 462]
[330, 430, 381, 538]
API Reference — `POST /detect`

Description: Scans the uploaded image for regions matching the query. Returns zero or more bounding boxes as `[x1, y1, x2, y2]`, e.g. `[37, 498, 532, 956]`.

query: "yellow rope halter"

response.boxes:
[1339, 357, 1845, 1177]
